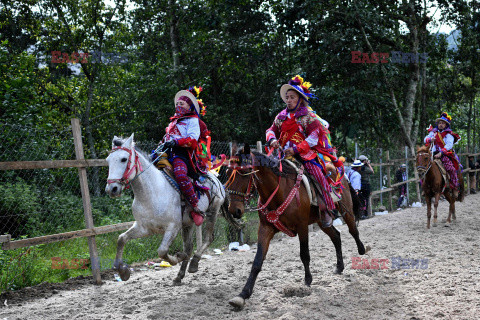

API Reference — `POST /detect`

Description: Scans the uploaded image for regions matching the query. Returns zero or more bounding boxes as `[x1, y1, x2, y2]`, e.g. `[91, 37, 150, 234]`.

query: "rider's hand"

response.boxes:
[434, 152, 442, 159]
[164, 140, 176, 148]
[270, 139, 280, 149]
[284, 148, 295, 157]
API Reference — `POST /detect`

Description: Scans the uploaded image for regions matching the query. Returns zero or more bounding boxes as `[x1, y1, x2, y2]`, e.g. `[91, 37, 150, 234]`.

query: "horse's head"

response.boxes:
[225, 144, 255, 219]
[105, 134, 138, 198]
[416, 145, 432, 178]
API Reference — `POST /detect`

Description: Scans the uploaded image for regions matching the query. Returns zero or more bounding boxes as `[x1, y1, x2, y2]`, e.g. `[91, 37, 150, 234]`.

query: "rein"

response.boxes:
[107, 146, 145, 189]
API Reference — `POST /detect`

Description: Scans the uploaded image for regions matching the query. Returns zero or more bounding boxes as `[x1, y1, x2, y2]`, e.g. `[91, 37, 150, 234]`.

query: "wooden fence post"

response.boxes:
[466, 153, 471, 195]
[386, 151, 393, 211]
[257, 141, 263, 153]
[71, 118, 102, 284]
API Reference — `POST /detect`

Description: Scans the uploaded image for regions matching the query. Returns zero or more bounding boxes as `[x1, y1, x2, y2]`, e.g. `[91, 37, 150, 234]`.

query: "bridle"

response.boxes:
[224, 166, 257, 204]
[416, 150, 433, 179]
[107, 146, 144, 189]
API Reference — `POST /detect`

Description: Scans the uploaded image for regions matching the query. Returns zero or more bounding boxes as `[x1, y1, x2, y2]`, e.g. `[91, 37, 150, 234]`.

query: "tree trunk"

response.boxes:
[168, 0, 182, 86]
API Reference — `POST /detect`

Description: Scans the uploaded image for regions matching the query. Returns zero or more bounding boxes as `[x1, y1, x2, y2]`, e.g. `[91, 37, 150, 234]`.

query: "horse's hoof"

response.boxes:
[333, 267, 344, 275]
[364, 245, 372, 254]
[432, 223, 437, 227]
[229, 296, 245, 310]
[358, 244, 366, 255]
[118, 263, 131, 281]
[188, 256, 200, 273]
[173, 277, 182, 286]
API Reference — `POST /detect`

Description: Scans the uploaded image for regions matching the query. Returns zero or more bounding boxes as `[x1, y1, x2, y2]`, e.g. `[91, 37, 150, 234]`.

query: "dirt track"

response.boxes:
[1, 194, 479, 320]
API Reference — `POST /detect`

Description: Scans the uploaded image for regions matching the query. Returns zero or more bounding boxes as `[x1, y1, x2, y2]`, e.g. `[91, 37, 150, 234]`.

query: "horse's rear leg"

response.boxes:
[158, 223, 186, 265]
[319, 224, 344, 274]
[173, 225, 195, 285]
[340, 205, 365, 255]
[229, 223, 276, 310]
[445, 195, 455, 226]
[189, 212, 218, 273]
[433, 193, 440, 227]
[114, 222, 150, 281]
[298, 224, 312, 286]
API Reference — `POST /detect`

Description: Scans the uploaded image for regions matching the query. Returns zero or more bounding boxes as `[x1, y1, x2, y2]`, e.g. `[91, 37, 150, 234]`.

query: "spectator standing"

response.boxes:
[395, 164, 408, 208]
[468, 155, 478, 194]
[358, 155, 374, 217]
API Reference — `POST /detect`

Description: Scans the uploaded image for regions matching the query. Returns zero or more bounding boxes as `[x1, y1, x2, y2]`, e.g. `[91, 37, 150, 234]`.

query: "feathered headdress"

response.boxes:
[187, 86, 207, 116]
[280, 75, 316, 104]
[436, 112, 452, 125]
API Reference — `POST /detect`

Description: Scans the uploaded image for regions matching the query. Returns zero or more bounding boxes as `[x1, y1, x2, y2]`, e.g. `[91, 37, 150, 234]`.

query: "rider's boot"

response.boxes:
[191, 206, 205, 226]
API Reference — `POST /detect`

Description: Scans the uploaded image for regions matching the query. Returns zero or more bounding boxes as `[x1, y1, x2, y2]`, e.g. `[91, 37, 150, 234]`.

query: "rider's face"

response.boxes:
[437, 121, 447, 130]
[176, 100, 190, 110]
[286, 90, 300, 110]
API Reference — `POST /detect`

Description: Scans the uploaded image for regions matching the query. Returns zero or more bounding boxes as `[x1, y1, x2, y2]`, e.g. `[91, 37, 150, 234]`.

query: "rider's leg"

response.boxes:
[304, 161, 335, 227]
[172, 157, 204, 225]
[442, 155, 459, 197]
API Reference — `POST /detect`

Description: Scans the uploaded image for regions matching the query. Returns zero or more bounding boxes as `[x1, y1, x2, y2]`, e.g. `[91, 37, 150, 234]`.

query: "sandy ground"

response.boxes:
[1, 194, 479, 320]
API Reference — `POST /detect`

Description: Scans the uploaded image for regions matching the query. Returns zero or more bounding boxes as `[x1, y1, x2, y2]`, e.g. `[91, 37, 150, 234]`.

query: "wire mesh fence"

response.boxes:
[0, 122, 261, 293]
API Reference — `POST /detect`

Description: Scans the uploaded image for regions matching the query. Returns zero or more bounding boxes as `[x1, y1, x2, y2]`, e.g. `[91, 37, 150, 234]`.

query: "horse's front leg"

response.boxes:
[157, 223, 186, 265]
[173, 224, 195, 285]
[229, 222, 276, 310]
[433, 193, 440, 227]
[114, 222, 150, 281]
[298, 223, 312, 286]
[425, 194, 432, 229]
[319, 224, 344, 274]
[188, 210, 218, 273]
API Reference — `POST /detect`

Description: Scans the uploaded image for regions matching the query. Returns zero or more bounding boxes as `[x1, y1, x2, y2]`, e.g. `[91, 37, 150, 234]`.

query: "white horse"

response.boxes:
[105, 134, 225, 283]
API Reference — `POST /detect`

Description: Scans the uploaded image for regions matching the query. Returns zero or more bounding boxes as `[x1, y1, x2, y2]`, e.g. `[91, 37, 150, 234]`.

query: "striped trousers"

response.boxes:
[304, 161, 335, 210]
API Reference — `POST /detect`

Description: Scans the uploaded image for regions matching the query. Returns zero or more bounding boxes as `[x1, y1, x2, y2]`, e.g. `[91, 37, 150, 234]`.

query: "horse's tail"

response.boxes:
[458, 172, 465, 202]
[349, 183, 361, 220]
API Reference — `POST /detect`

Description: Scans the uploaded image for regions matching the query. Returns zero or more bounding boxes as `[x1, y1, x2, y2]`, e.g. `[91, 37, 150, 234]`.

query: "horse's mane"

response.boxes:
[250, 151, 296, 177]
[112, 136, 153, 164]
[417, 145, 430, 153]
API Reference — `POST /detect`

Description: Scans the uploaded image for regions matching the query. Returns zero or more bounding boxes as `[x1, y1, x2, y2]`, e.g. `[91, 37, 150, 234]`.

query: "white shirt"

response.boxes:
[347, 169, 361, 191]
[165, 117, 200, 142]
[424, 131, 454, 152]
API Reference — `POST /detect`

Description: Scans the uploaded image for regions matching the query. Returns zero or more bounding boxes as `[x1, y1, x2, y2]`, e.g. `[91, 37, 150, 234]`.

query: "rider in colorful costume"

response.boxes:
[160, 86, 209, 226]
[266, 75, 343, 227]
[423, 112, 461, 198]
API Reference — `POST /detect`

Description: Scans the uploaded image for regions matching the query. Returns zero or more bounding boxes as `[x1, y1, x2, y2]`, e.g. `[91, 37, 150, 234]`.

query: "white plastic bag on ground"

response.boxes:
[411, 202, 422, 207]
[333, 218, 343, 226]
[375, 211, 389, 216]
[228, 242, 240, 251]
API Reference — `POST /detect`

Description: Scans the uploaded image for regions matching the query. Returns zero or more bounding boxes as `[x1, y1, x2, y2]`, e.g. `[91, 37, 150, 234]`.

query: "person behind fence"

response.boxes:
[358, 154, 374, 217]
[468, 155, 478, 194]
[347, 160, 362, 194]
[424, 112, 461, 199]
[395, 164, 407, 208]
[266, 75, 343, 227]
[156, 86, 210, 226]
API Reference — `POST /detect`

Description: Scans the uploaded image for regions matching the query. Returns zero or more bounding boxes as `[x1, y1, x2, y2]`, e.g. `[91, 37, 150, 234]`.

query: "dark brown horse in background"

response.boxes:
[225, 146, 366, 309]
[416, 145, 464, 228]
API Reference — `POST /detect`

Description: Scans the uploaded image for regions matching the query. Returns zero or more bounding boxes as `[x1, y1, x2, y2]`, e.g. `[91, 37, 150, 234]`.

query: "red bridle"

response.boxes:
[107, 146, 143, 189]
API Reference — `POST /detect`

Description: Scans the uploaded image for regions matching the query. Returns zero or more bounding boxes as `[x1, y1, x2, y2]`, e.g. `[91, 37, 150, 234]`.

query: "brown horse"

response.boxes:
[416, 145, 464, 228]
[225, 146, 366, 309]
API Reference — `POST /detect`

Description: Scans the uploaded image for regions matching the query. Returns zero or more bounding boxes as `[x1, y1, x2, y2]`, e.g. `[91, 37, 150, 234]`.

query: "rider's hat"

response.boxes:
[436, 112, 452, 125]
[175, 86, 207, 116]
[280, 75, 316, 104]
[351, 160, 364, 167]
[358, 155, 368, 161]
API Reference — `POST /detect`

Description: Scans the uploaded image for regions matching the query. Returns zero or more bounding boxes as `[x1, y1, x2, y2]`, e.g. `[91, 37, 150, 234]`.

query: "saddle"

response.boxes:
[283, 159, 342, 207]
[434, 159, 450, 189]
